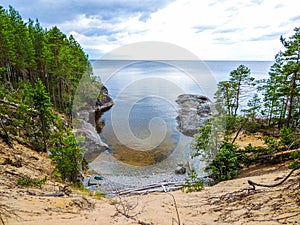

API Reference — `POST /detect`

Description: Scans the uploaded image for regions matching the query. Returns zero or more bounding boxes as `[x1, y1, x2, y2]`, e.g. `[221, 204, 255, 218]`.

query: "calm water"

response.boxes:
[88, 60, 273, 175]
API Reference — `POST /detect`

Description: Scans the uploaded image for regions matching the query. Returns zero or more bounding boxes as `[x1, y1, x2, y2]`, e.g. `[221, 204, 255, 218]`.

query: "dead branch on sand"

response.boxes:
[248, 165, 299, 190]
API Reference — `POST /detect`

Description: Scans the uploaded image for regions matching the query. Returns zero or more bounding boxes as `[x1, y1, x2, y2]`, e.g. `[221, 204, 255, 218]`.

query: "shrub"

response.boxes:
[238, 144, 271, 166]
[17, 176, 47, 188]
[205, 142, 241, 184]
[279, 126, 296, 149]
[182, 170, 204, 193]
[50, 132, 84, 185]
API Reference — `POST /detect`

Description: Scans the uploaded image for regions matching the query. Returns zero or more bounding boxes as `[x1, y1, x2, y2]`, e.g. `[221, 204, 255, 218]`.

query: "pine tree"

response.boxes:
[50, 125, 84, 184]
[0, 6, 91, 114]
[32, 78, 53, 152]
[214, 65, 255, 130]
[261, 27, 300, 128]
[280, 27, 300, 127]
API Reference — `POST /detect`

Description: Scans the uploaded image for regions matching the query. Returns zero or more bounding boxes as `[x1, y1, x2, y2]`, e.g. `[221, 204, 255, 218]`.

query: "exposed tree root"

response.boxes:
[248, 166, 299, 190]
[207, 167, 300, 224]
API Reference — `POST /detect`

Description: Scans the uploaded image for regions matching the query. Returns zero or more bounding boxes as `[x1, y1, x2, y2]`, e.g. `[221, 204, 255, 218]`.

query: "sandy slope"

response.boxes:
[1, 140, 300, 225]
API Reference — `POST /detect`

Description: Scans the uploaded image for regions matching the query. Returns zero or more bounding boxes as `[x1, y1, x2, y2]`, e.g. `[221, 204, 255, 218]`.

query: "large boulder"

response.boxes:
[73, 120, 109, 163]
[175, 164, 186, 175]
[176, 94, 213, 137]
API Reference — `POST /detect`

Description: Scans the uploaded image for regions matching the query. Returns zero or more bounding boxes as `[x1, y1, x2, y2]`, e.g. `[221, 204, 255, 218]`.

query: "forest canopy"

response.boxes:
[0, 5, 91, 115]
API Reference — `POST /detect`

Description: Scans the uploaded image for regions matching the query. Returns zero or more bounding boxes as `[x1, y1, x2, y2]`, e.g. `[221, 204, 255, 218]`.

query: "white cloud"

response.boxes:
[46, 0, 300, 60]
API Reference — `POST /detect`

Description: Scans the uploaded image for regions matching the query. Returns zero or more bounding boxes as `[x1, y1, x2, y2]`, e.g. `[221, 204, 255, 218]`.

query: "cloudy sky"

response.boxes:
[2, 0, 300, 60]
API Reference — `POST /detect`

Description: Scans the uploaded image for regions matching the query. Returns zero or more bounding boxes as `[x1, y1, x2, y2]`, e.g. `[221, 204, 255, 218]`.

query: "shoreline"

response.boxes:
[2, 157, 299, 225]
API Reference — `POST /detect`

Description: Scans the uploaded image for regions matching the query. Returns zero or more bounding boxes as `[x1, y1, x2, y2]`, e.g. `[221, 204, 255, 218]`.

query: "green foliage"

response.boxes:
[0, 7, 97, 187]
[261, 127, 297, 152]
[17, 176, 47, 188]
[192, 115, 225, 162]
[0, 6, 90, 115]
[50, 131, 84, 185]
[259, 27, 300, 128]
[32, 78, 54, 151]
[279, 126, 295, 148]
[192, 27, 300, 186]
[72, 73, 102, 112]
[215, 65, 255, 120]
[261, 136, 279, 152]
[193, 120, 212, 155]
[238, 144, 271, 166]
[205, 142, 241, 184]
[289, 156, 300, 170]
[182, 170, 204, 193]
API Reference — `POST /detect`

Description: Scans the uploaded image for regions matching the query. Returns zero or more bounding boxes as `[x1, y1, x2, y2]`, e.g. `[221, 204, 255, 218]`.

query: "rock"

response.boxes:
[72, 85, 113, 170]
[87, 177, 99, 186]
[94, 175, 104, 180]
[175, 165, 186, 175]
[73, 120, 109, 163]
[71, 196, 95, 209]
[95, 85, 114, 115]
[176, 94, 213, 137]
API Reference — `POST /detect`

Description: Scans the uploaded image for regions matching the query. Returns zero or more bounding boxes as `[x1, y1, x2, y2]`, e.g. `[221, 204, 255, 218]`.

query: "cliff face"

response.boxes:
[73, 85, 114, 164]
[176, 94, 213, 137]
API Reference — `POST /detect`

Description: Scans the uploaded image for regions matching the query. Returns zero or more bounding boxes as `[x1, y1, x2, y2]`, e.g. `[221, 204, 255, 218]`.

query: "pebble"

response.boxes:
[84, 172, 189, 196]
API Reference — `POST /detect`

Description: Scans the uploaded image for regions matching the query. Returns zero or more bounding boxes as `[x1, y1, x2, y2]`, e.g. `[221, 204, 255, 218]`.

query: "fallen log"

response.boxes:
[272, 149, 300, 157]
[259, 148, 300, 160]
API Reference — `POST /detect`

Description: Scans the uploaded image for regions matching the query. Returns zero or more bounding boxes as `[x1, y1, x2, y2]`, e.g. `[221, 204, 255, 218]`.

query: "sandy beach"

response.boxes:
[1, 139, 299, 225]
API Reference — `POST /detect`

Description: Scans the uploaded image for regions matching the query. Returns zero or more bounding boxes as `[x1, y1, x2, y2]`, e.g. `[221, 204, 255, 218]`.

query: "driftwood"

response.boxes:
[27, 185, 71, 197]
[271, 149, 300, 157]
[116, 181, 185, 196]
[42, 191, 65, 197]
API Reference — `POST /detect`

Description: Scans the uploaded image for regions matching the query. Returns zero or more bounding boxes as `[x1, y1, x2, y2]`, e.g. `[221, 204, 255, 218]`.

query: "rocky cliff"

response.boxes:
[73, 85, 114, 164]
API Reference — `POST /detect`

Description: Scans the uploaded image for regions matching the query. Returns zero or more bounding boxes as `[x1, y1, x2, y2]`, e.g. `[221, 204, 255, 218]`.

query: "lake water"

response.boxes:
[88, 60, 273, 176]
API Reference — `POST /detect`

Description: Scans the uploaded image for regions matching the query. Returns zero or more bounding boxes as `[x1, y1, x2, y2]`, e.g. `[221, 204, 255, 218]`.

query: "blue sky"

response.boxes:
[1, 0, 300, 60]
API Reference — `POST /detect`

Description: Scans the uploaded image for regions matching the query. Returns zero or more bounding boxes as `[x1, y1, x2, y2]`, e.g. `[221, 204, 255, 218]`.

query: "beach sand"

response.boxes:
[1, 140, 299, 225]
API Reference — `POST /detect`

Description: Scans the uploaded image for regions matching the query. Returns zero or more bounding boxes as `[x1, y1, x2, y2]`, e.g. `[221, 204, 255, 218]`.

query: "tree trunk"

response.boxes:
[286, 71, 298, 127]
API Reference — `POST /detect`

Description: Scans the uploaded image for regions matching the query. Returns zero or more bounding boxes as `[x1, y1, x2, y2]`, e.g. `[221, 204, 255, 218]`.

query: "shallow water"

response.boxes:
[88, 60, 273, 176]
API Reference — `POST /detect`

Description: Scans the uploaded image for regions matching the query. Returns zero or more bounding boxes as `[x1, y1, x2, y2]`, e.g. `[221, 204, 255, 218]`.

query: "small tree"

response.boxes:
[50, 130, 84, 185]
[192, 115, 225, 162]
[215, 65, 255, 130]
[32, 78, 54, 151]
[205, 142, 240, 184]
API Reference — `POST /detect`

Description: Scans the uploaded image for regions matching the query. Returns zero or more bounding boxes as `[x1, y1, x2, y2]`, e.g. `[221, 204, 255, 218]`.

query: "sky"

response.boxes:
[1, 0, 300, 60]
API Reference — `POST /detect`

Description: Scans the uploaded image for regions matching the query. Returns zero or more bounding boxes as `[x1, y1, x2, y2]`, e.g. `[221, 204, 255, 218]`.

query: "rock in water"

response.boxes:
[95, 85, 114, 115]
[176, 94, 213, 137]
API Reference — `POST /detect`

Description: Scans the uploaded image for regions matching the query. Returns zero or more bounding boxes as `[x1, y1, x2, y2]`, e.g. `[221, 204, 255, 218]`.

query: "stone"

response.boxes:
[87, 177, 98, 186]
[95, 85, 114, 114]
[73, 120, 109, 163]
[175, 165, 186, 175]
[94, 175, 104, 180]
[176, 94, 213, 137]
